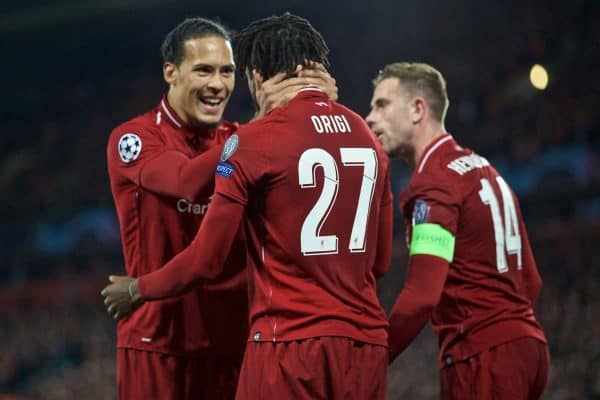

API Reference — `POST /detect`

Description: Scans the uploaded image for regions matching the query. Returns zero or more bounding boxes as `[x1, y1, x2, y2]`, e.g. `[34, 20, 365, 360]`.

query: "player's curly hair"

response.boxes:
[161, 17, 231, 66]
[234, 12, 330, 81]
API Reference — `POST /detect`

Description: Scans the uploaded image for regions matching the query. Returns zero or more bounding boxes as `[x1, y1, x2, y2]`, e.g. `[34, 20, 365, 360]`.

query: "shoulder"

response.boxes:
[109, 111, 162, 145]
[107, 111, 163, 166]
[400, 138, 466, 208]
[235, 116, 276, 144]
[415, 137, 471, 184]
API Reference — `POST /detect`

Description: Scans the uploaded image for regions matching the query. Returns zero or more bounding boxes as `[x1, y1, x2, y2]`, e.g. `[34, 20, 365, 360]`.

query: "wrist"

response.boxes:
[128, 279, 143, 304]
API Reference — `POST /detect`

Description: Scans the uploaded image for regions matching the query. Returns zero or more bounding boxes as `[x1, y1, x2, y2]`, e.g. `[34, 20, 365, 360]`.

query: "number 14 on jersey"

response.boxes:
[479, 177, 523, 273]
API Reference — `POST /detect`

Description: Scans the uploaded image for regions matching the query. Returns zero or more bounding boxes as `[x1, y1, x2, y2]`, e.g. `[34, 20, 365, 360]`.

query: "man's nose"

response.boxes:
[207, 73, 225, 91]
[365, 111, 376, 129]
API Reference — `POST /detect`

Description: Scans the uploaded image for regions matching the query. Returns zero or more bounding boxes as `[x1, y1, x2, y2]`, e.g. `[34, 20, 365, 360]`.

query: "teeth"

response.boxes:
[201, 98, 222, 105]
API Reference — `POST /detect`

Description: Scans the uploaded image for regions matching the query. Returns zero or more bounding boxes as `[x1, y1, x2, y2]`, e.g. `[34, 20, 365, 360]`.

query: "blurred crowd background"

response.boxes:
[1, 0, 598, 398]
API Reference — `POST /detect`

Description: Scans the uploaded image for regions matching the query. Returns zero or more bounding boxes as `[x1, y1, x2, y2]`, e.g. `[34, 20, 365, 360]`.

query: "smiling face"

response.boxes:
[164, 36, 235, 128]
[366, 77, 416, 162]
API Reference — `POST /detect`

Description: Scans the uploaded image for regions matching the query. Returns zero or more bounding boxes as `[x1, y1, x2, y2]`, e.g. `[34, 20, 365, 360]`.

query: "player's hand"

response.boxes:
[101, 275, 144, 320]
[298, 62, 338, 102]
[255, 63, 338, 118]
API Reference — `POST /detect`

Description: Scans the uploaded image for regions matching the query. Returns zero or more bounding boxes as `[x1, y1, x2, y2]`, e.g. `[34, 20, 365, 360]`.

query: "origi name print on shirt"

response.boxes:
[310, 114, 352, 134]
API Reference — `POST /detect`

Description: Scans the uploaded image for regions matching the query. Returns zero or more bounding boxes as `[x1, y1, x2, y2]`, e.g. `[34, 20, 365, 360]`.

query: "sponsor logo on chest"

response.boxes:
[176, 197, 212, 215]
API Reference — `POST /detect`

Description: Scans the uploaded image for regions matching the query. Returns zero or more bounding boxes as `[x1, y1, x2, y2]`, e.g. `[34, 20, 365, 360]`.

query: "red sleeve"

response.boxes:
[139, 146, 221, 201]
[138, 194, 244, 299]
[388, 254, 449, 363]
[215, 128, 269, 205]
[399, 172, 462, 236]
[373, 166, 393, 278]
[107, 123, 221, 202]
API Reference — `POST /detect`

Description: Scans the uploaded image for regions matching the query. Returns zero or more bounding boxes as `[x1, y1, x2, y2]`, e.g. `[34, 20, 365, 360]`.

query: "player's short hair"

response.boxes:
[161, 17, 231, 66]
[234, 12, 330, 81]
[373, 62, 449, 123]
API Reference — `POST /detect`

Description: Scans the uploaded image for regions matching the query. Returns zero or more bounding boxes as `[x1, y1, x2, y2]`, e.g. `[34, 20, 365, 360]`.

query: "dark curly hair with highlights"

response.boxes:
[234, 12, 330, 81]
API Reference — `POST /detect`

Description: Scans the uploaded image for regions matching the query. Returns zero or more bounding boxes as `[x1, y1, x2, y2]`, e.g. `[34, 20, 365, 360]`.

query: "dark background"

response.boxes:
[0, 0, 598, 398]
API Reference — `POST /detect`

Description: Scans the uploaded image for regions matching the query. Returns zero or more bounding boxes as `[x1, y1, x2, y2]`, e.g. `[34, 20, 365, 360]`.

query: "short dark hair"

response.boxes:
[234, 12, 330, 81]
[374, 62, 449, 123]
[161, 17, 231, 66]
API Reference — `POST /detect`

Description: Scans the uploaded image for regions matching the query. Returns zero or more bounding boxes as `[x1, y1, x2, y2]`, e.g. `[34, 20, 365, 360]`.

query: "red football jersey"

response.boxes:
[217, 88, 392, 345]
[107, 96, 247, 357]
[399, 134, 547, 363]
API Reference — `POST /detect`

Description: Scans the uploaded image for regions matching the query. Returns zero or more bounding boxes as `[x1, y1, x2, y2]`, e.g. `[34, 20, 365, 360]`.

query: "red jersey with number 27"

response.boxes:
[399, 134, 547, 365]
[216, 88, 393, 346]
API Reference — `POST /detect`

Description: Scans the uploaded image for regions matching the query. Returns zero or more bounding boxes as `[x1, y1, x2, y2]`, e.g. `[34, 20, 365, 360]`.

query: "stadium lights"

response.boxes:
[530, 64, 549, 90]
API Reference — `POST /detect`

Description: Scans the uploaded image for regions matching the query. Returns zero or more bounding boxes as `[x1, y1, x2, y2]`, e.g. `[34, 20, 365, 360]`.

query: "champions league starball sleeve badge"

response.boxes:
[118, 133, 142, 163]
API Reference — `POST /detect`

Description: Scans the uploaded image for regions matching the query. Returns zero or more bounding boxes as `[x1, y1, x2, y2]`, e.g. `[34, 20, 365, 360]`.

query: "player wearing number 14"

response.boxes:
[367, 62, 550, 399]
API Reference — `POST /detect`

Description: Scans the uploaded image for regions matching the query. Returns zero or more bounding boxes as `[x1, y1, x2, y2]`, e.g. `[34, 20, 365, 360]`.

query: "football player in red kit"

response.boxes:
[366, 62, 550, 400]
[103, 13, 393, 400]
[106, 17, 337, 400]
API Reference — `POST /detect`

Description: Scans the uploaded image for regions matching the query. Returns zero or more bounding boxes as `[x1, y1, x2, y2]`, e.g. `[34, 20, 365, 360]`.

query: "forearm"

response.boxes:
[138, 194, 244, 300]
[388, 254, 448, 362]
[374, 199, 393, 278]
[139, 146, 221, 201]
[388, 290, 433, 361]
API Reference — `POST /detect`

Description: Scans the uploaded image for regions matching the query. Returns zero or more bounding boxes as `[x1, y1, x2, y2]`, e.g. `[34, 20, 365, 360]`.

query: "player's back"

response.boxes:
[224, 88, 390, 346]
[400, 135, 546, 362]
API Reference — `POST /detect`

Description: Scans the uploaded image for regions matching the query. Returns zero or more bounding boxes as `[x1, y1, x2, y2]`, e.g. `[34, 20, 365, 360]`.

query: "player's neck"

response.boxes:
[166, 91, 189, 125]
[165, 92, 216, 135]
[412, 122, 448, 167]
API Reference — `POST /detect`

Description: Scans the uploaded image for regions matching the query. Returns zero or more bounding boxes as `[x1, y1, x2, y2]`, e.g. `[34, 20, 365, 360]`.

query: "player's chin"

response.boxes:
[195, 111, 224, 127]
[378, 138, 393, 155]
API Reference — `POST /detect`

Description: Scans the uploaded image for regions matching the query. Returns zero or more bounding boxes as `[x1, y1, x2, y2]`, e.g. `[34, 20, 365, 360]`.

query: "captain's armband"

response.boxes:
[409, 223, 455, 262]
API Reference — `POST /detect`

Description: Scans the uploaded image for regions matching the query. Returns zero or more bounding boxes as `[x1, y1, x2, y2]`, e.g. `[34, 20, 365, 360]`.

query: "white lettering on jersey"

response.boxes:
[447, 154, 490, 175]
[176, 198, 211, 215]
[310, 114, 352, 134]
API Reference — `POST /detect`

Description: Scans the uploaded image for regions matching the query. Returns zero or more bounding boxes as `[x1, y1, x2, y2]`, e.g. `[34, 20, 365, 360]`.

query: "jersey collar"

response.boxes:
[416, 133, 454, 174]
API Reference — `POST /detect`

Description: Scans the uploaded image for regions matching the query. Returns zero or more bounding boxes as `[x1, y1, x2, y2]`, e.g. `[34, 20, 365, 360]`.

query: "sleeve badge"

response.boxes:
[221, 134, 239, 161]
[118, 133, 142, 163]
[412, 199, 430, 225]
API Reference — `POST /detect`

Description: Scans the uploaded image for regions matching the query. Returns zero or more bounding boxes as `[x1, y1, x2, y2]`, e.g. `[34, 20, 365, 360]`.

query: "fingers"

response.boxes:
[300, 61, 326, 72]
[107, 303, 117, 317]
[263, 71, 288, 87]
[106, 300, 131, 320]
[109, 275, 128, 283]
[297, 69, 335, 86]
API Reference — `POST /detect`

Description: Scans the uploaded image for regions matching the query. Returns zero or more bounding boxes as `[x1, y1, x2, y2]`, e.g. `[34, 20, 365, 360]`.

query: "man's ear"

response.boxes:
[163, 62, 178, 86]
[412, 97, 426, 124]
[252, 69, 265, 91]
